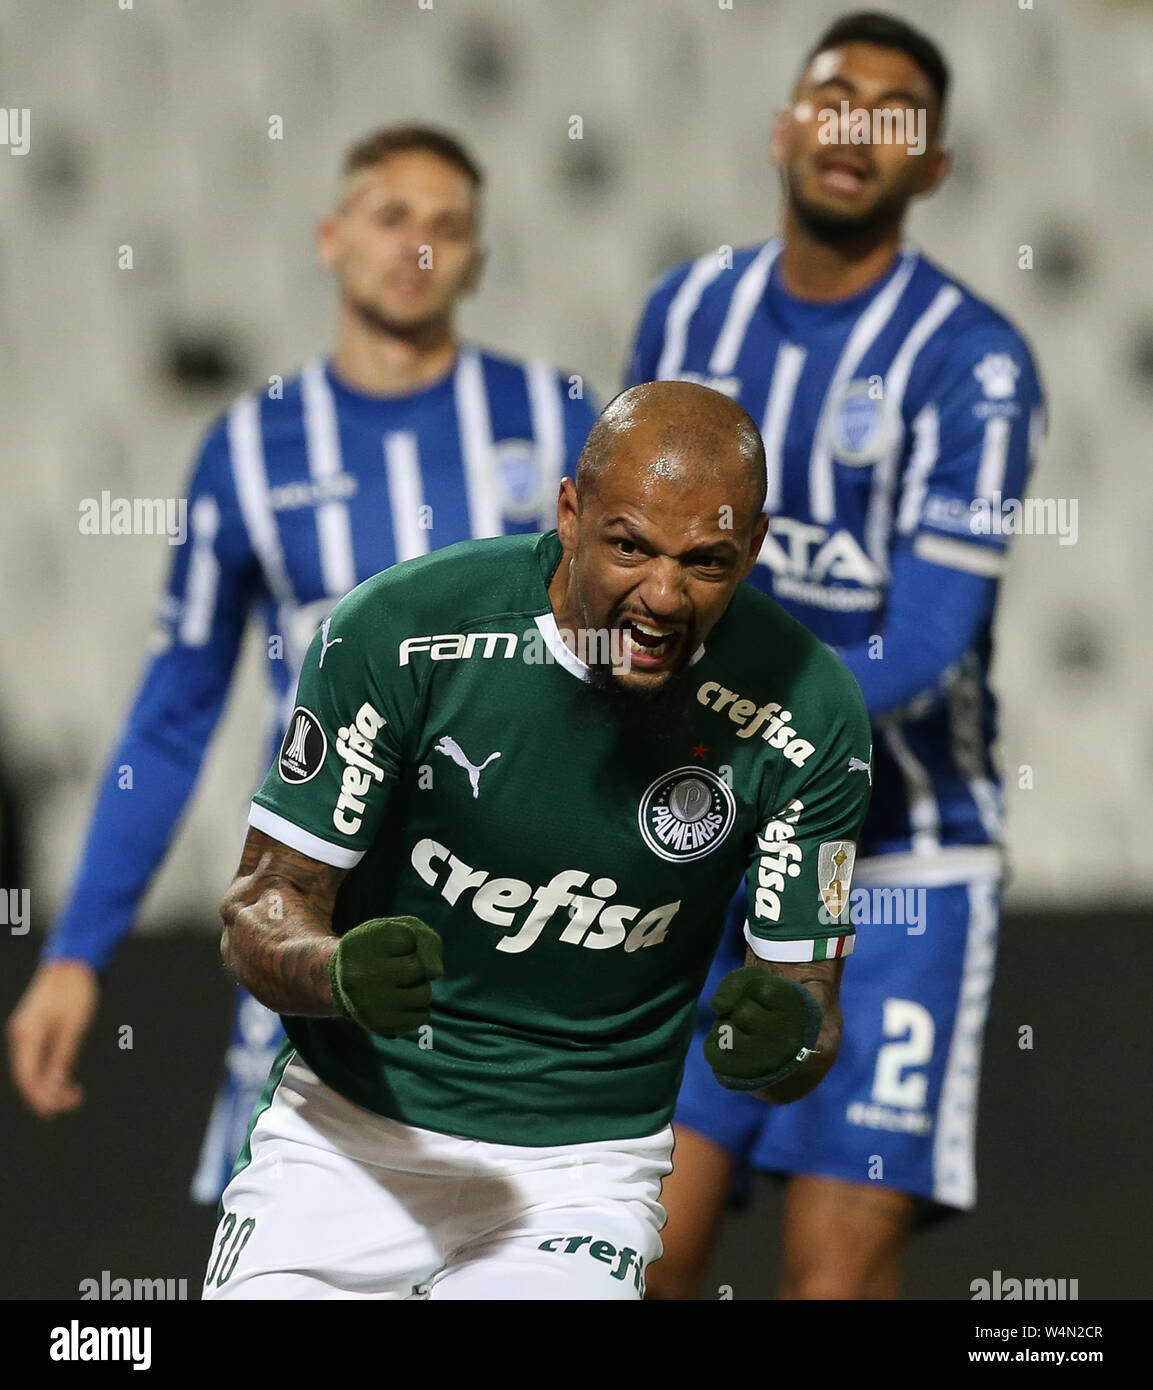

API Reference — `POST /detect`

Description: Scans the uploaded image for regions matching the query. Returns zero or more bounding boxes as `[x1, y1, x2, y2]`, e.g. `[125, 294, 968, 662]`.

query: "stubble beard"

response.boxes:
[786, 165, 908, 245]
[579, 628, 700, 742]
[348, 291, 447, 346]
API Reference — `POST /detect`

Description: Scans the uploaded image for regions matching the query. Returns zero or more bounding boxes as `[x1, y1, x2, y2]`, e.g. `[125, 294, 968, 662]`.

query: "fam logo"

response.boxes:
[826, 378, 894, 467]
[638, 767, 736, 863]
[491, 439, 546, 524]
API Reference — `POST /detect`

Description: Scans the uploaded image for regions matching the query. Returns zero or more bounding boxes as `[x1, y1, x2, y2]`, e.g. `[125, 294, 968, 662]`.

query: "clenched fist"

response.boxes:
[704, 965, 822, 1092]
[329, 916, 444, 1039]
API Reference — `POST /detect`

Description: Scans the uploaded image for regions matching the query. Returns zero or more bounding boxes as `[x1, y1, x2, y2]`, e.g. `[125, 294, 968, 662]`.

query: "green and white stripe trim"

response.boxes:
[248, 801, 364, 868]
[743, 922, 855, 963]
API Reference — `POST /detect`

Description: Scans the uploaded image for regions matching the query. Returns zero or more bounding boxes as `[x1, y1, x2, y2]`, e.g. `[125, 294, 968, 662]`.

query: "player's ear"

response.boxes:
[915, 145, 950, 199]
[316, 217, 339, 270]
[555, 477, 579, 551]
[462, 243, 487, 295]
[742, 511, 769, 578]
[769, 107, 792, 169]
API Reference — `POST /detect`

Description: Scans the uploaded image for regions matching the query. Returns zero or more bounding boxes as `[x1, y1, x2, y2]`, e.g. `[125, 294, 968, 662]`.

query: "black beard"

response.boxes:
[579, 656, 698, 741]
[786, 170, 908, 246]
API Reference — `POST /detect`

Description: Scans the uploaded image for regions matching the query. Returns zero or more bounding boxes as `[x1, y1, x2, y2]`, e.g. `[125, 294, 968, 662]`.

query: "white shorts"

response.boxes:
[202, 1051, 673, 1300]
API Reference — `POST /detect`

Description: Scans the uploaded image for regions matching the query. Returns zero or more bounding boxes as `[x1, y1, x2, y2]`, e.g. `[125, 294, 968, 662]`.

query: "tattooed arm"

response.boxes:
[219, 827, 347, 1017]
[745, 952, 844, 1105]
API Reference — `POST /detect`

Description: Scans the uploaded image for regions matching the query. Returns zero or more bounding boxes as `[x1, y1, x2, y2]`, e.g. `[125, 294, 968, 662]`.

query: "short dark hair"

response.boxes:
[804, 11, 949, 115]
[341, 124, 484, 190]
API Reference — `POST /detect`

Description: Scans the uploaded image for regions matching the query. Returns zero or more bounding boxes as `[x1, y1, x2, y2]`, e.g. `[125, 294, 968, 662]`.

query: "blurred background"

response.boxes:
[1, 0, 1150, 1299]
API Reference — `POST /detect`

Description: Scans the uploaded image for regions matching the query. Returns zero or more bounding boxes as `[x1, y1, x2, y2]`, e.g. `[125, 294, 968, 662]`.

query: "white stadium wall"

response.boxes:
[0, 0, 1150, 925]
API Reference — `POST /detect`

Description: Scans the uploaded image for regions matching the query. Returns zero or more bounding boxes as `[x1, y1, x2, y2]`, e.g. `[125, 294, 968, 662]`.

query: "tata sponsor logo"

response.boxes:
[752, 798, 804, 923]
[638, 767, 735, 863]
[410, 840, 679, 956]
[756, 517, 883, 612]
[332, 702, 387, 835]
[696, 683, 816, 767]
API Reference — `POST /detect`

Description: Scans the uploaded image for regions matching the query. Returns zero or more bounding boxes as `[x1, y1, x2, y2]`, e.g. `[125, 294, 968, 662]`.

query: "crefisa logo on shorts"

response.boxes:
[638, 767, 736, 863]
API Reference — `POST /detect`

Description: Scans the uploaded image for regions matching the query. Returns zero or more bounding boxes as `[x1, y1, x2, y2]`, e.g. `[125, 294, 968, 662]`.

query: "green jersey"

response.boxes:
[250, 530, 871, 1145]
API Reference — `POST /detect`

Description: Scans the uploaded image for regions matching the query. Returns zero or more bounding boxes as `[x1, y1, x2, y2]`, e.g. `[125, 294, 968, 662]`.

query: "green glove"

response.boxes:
[704, 966, 822, 1091]
[329, 916, 444, 1039]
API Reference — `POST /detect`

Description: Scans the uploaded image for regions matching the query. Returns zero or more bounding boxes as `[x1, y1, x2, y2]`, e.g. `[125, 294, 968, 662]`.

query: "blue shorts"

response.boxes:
[675, 865, 1001, 1210]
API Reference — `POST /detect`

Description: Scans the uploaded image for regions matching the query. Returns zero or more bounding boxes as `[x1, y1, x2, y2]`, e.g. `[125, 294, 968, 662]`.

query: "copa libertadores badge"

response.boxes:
[278, 706, 327, 784]
[639, 766, 736, 863]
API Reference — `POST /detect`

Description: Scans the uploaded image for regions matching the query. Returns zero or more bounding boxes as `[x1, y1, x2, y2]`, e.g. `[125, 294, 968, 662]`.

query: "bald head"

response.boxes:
[576, 381, 767, 530]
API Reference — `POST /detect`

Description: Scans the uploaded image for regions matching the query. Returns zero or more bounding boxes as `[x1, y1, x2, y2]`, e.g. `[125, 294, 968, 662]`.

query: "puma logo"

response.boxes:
[848, 755, 872, 785]
[434, 735, 501, 799]
[318, 616, 343, 669]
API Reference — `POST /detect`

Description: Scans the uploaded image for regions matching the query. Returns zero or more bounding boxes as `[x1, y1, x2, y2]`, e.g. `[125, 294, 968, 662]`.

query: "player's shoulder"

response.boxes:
[193, 362, 314, 455]
[333, 531, 554, 641]
[474, 344, 570, 390]
[909, 249, 1041, 371]
[705, 582, 869, 740]
[645, 241, 775, 312]
[473, 346, 595, 420]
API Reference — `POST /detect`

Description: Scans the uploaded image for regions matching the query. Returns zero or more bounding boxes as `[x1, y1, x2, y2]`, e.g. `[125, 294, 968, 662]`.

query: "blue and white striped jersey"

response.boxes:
[628, 240, 1044, 868]
[50, 349, 596, 967]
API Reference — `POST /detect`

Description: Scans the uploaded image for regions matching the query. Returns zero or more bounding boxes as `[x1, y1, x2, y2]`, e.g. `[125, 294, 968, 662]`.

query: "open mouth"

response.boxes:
[619, 618, 680, 669]
[814, 153, 873, 196]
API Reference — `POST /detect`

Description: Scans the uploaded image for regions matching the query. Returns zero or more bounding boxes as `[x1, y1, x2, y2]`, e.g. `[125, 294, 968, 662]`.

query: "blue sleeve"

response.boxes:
[840, 555, 996, 717]
[623, 264, 693, 388]
[45, 416, 261, 971]
[839, 321, 1044, 718]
